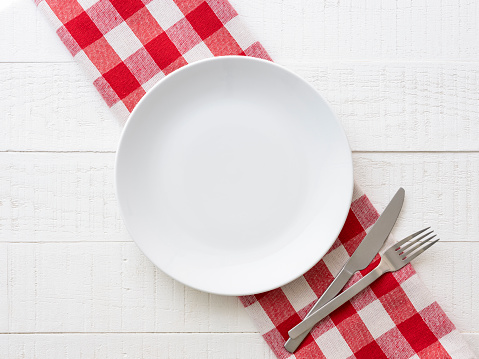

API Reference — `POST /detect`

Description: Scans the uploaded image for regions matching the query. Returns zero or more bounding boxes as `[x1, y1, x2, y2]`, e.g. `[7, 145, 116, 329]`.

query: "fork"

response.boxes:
[288, 228, 438, 340]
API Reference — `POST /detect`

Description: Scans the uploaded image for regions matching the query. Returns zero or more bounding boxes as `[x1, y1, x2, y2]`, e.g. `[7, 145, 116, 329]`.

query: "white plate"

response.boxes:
[115, 56, 353, 296]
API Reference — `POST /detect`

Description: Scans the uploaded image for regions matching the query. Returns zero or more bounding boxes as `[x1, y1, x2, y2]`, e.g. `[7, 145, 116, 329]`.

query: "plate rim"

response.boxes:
[115, 55, 354, 295]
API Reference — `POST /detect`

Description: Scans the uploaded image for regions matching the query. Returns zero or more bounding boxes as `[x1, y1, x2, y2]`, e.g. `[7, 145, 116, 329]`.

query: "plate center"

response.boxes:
[153, 101, 312, 254]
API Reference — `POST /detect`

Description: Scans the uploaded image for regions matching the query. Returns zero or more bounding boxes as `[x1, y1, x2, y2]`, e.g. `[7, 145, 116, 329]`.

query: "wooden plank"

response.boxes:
[7, 242, 256, 333]
[184, 287, 255, 333]
[1, 62, 478, 152]
[0, 64, 119, 152]
[0, 152, 128, 242]
[2, 0, 479, 63]
[464, 334, 479, 357]
[289, 61, 479, 152]
[0, 244, 8, 332]
[353, 152, 479, 244]
[2, 152, 479, 243]
[234, 0, 479, 62]
[5, 241, 479, 334]
[0, 0, 72, 63]
[0, 332, 476, 358]
[0, 333, 275, 359]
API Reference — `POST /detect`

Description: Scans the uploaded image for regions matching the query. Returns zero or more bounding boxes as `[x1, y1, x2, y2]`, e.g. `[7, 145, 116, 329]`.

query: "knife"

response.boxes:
[284, 187, 405, 353]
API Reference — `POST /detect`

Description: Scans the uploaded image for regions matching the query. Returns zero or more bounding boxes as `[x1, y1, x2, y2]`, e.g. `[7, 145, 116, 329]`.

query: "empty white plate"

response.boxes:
[115, 56, 353, 296]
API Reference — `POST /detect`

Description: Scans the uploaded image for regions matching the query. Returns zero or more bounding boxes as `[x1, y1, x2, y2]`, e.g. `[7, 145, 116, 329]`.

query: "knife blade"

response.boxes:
[284, 187, 405, 353]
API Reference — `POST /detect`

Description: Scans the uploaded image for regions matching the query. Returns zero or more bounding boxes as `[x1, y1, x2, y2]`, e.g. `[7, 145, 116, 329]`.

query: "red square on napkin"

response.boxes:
[186, 2, 223, 40]
[109, 0, 145, 20]
[398, 313, 438, 353]
[145, 32, 182, 70]
[65, 12, 103, 48]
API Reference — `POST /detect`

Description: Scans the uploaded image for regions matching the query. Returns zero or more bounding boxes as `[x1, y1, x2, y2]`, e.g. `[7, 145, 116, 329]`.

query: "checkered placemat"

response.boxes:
[35, 0, 476, 358]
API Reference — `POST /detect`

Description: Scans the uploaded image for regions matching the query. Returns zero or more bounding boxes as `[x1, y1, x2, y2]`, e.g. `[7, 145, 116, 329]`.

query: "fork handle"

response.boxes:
[284, 266, 354, 353]
[288, 261, 388, 339]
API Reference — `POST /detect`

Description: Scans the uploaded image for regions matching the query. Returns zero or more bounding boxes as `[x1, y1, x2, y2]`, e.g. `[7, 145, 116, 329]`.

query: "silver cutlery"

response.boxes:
[284, 188, 405, 353]
[288, 228, 439, 340]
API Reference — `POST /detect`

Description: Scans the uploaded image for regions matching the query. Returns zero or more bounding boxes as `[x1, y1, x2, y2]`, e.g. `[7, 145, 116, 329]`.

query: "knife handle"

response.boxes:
[284, 266, 354, 353]
[288, 261, 388, 340]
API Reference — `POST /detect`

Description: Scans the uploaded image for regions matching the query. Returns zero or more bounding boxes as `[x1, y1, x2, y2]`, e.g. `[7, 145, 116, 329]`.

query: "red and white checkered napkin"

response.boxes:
[35, 0, 270, 120]
[240, 185, 475, 359]
[35, 0, 475, 357]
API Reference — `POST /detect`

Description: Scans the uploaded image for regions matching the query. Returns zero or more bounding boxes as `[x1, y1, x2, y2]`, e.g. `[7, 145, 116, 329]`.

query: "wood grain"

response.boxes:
[2, 62, 478, 152]
[291, 62, 479, 152]
[0, 64, 119, 152]
[3, 332, 478, 359]
[0, 0, 72, 63]
[0, 153, 127, 242]
[7, 242, 255, 333]
[4, 0, 479, 63]
[234, 0, 479, 63]
[3, 242, 478, 334]
[465, 334, 479, 357]
[1, 152, 478, 243]
[0, 244, 8, 332]
[0, 333, 275, 358]
[353, 153, 479, 243]
[0, 333, 473, 359]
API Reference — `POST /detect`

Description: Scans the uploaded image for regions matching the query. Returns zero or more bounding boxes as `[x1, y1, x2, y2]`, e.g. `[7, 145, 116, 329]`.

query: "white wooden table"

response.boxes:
[1, 0, 478, 357]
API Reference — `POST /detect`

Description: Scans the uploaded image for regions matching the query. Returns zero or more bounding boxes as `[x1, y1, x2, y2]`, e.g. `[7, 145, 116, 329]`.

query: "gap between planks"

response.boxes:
[0, 240, 474, 244]
[0, 331, 476, 335]
[4, 60, 479, 65]
[3, 150, 479, 154]
[0, 332, 261, 335]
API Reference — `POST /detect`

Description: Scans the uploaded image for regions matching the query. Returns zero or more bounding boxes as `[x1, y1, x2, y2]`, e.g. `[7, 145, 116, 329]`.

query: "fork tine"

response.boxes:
[401, 234, 437, 258]
[393, 227, 430, 250]
[402, 239, 440, 263]
[398, 231, 434, 252]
